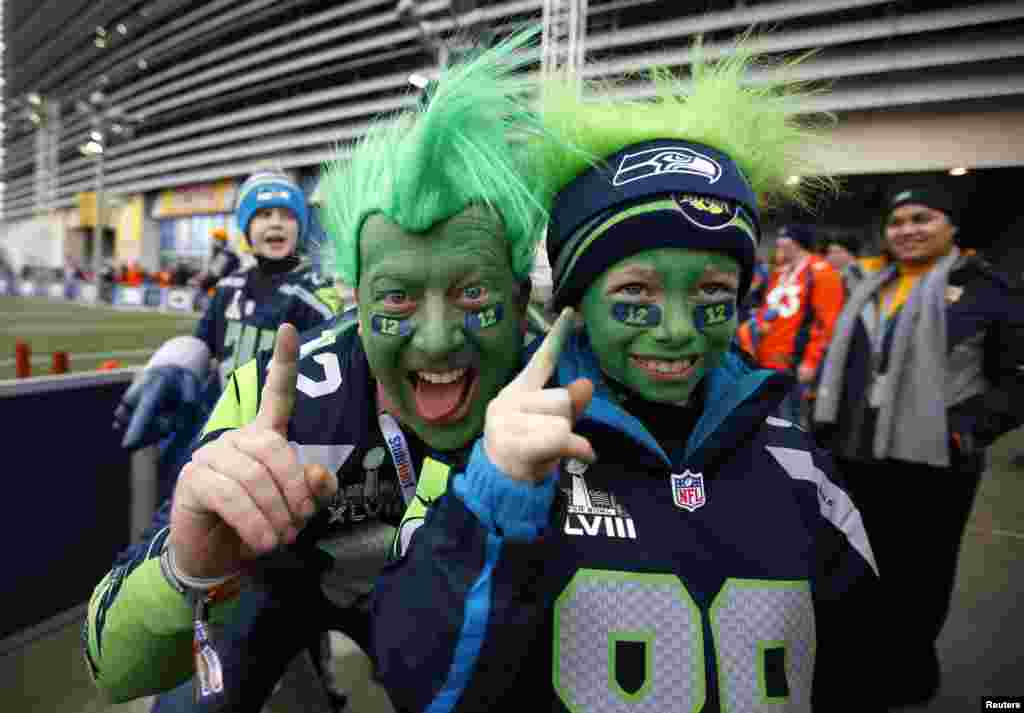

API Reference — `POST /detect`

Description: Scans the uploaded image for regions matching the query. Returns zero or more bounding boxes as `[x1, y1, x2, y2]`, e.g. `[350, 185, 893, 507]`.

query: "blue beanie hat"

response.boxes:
[778, 223, 817, 251]
[235, 171, 309, 243]
[547, 139, 761, 308]
[887, 185, 958, 226]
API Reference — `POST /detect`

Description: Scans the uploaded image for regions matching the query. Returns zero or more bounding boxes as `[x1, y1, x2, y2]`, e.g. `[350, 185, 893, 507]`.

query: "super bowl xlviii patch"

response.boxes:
[671, 470, 707, 512]
[612, 146, 722, 186]
[561, 463, 637, 539]
[362, 447, 387, 516]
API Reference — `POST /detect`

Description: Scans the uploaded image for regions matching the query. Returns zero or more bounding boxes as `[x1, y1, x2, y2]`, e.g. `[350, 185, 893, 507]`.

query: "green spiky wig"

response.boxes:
[534, 39, 833, 210]
[318, 28, 560, 287]
[532, 37, 836, 306]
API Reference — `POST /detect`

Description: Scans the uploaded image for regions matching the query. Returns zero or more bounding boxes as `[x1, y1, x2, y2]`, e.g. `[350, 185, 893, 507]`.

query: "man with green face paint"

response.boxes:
[82, 30, 560, 711]
[372, 44, 884, 713]
[355, 207, 526, 454]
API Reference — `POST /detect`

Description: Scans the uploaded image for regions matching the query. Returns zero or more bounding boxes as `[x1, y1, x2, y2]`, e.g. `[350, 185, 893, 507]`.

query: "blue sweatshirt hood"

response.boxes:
[545, 330, 788, 471]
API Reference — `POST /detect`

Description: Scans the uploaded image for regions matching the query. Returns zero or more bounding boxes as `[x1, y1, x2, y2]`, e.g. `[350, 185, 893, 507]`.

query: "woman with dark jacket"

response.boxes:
[813, 184, 1024, 707]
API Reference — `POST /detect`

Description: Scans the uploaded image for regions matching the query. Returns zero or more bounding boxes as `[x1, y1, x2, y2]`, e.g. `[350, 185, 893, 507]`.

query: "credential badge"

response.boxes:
[671, 470, 706, 512]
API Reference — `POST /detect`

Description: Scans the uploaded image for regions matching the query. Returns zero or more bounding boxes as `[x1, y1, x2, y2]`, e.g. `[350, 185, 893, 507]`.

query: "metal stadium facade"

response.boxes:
[3, 0, 1023, 277]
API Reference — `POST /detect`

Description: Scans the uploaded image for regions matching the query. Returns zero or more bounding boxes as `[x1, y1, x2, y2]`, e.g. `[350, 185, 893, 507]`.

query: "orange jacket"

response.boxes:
[738, 254, 845, 374]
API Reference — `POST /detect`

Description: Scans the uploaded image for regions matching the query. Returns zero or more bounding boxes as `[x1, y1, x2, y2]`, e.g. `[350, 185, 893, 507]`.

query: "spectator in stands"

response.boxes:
[0, 249, 14, 281]
[155, 269, 173, 288]
[813, 184, 1024, 707]
[736, 223, 845, 423]
[66, 259, 86, 281]
[124, 261, 146, 287]
[189, 227, 242, 291]
[170, 261, 193, 287]
[823, 230, 865, 293]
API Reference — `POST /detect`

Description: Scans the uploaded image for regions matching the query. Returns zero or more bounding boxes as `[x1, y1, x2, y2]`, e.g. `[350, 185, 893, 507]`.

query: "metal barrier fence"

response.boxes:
[0, 277, 208, 314]
[1, 368, 150, 642]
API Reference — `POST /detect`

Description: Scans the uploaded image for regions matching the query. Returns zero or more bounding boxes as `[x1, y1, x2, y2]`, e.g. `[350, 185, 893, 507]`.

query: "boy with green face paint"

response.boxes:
[82, 30, 562, 711]
[580, 247, 741, 405]
[372, 43, 885, 713]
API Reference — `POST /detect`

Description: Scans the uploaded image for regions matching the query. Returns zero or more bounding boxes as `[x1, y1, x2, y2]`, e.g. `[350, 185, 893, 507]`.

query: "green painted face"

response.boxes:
[580, 247, 740, 404]
[357, 206, 525, 451]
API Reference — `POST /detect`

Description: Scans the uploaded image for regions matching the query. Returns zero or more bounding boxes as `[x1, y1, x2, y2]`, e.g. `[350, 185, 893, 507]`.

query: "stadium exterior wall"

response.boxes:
[814, 107, 1024, 175]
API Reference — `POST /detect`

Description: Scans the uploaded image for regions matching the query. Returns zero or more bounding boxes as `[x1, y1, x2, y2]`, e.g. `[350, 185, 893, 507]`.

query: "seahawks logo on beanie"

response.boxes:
[235, 171, 310, 243]
[548, 139, 761, 309]
[612, 146, 723, 186]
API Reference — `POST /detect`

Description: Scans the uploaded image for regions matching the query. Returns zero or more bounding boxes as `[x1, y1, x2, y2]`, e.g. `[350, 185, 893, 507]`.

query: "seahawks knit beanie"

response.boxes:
[235, 171, 310, 242]
[547, 138, 761, 309]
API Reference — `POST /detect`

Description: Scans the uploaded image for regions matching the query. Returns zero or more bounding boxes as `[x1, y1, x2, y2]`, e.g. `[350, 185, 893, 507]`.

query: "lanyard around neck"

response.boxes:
[378, 413, 418, 506]
[777, 256, 810, 288]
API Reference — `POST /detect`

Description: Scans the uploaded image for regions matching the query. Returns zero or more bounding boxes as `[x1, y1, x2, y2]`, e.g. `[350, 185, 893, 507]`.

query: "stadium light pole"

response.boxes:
[78, 95, 107, 282]
[77, 93, 143, 282]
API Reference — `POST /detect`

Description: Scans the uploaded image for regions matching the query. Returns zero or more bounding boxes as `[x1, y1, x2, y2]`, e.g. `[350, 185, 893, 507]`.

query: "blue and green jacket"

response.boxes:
[371, 334, 882, 713]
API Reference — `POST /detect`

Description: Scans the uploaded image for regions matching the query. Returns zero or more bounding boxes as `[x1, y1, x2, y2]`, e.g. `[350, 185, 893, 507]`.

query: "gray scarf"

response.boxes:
[815, 248, 960, 467]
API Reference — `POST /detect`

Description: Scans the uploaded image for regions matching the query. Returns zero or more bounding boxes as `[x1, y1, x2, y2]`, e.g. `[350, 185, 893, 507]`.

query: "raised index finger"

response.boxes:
[254, 323, 300, 435]
[513, 307, 575, 391]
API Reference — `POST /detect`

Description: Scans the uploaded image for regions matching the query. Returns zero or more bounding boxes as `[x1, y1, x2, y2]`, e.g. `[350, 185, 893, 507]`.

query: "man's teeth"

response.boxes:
[634, 358, 694, 374]
[417, 368, 467, 384]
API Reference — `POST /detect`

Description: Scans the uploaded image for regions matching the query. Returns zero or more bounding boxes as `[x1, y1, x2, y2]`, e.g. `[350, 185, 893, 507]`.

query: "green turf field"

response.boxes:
[0, 296, 199, 380]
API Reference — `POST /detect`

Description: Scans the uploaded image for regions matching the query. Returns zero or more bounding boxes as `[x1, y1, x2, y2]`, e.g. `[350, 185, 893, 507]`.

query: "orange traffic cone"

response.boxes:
[15, 341, 31, 378]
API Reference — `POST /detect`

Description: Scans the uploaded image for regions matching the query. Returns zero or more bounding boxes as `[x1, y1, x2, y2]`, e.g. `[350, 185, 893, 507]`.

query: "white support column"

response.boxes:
[46, 101, 61, 210]
[542, 0, 588, 81]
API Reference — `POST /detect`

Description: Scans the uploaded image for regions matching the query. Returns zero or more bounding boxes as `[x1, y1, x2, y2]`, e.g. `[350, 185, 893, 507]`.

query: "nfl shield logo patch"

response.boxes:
[671, 471, 706, 512]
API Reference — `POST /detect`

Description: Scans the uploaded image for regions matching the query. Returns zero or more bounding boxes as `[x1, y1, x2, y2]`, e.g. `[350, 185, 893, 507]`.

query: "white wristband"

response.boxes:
[160, 539, 240, 594]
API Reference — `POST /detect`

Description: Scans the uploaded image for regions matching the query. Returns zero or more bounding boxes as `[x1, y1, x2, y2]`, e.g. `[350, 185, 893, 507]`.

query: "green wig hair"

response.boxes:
[318, 27, 559, 286]
[533, 37, 835, 209]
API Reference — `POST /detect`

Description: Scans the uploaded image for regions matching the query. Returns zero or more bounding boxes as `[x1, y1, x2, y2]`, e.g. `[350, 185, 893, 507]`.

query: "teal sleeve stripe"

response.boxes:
[453, 440, 554, 541]
[425, 534, 503, 713]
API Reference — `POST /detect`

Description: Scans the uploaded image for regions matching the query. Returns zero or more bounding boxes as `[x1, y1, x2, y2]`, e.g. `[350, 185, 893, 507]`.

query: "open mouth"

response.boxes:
[630, 355, 701, 382]
[407, 367, 479, 424]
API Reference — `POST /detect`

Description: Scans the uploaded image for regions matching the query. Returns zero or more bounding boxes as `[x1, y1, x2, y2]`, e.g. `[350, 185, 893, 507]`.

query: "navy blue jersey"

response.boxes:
[193, 260, 335, 387]
[197, 314, 478, 619]
[85, 314, 469, 702]
[371, 336, 882, 713]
